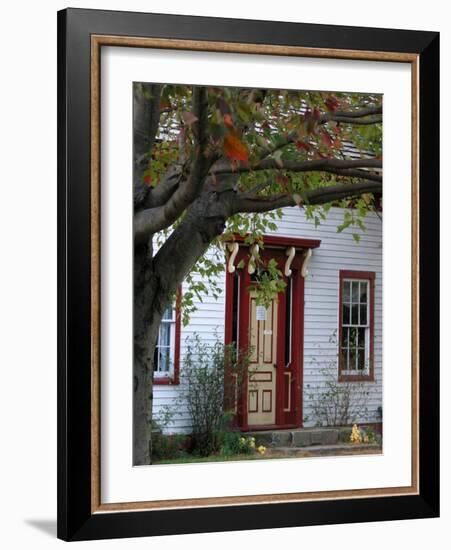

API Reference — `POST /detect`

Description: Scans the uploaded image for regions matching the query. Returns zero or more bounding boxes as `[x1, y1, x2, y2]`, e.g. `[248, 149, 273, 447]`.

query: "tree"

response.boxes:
[133, 83, 382, 465]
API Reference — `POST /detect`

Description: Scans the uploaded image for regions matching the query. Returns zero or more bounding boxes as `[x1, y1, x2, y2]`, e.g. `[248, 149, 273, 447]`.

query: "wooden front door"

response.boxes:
[247, 291, 278, 425]
[225, 241, 307, 431]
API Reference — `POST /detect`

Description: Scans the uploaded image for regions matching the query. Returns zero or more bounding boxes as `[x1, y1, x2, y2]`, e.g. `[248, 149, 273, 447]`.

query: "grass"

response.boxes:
[153, 453, 269, 465]
[152, 444, 382, 465]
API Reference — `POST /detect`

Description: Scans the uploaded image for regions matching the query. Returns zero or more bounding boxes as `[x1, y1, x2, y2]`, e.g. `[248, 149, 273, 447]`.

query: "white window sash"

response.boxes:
[154, 309, 176, 377]
[341, 279, 371, 375]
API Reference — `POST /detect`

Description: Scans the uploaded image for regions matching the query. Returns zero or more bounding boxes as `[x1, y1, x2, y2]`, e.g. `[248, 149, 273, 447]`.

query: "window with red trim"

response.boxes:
[338, 270, 375, 381]
[153, 295, 181, 385]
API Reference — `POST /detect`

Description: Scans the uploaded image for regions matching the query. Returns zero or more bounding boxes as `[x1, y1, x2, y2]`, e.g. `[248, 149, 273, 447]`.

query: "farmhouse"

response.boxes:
[152, 205, 382, 435]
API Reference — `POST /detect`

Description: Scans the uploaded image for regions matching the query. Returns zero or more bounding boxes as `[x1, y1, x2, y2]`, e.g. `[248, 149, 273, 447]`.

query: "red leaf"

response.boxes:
[276, 174, 289, 190]
[295, 140, 311, 151]
[303, 111, 317, 134]
[143, 174, 152, 186]
[223, 113, 234, 128]
[181, 111, 198, 126]
[313, 107, 321, 119]
[223, 132, 249, 162]
[325, 96, 340, 112]
[160, 99, 171, 110]
[321, 130, 334, 148]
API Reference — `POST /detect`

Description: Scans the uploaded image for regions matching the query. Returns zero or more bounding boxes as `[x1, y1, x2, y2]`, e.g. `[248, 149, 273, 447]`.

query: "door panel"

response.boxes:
[247, 291, 278, 426]
[225, 245, 304, 430]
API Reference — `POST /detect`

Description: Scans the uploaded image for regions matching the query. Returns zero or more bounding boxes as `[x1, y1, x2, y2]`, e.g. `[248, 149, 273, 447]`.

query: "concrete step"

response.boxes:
[247, 427, 354, 448]
[264, 443, 381, 457]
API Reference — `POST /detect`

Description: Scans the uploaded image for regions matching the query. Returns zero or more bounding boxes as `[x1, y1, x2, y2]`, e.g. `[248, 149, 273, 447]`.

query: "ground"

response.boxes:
[153, 443, 382, 464]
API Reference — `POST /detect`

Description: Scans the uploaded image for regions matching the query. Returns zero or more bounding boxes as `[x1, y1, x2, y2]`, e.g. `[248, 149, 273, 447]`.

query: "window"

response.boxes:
[154, 301, 181, 384]
[339, 270, 375, 380]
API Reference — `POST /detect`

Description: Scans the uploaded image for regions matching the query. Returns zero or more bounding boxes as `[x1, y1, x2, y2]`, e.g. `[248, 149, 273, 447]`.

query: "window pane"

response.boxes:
[343, 281, 351, 302]
[349, 327, 357, 348]
[360, 304, 367, 325]
[343, 303, 350, 325]
[341, 327, 349, 348]
[352, 281, 359, 303]
[360, 281, 368, 303]
[159, 322, 171, 347]
[159, 348, 170, 372]
[340, 348, 348, 370]
[357, 327, 366, 348]
[351, 304, 359, 325]
[339, 276, 372, 375]
[162, 306, 173, 320]
[357, 348, 366, 370]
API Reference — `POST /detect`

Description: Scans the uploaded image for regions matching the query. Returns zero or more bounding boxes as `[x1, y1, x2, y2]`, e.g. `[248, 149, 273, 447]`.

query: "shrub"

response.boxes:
[307, 362, 371, 427]
[363, 425, 377, 443]
[150, 407, 190, 461]
[181, 335, 250, 456]
[220, 432, 255, 457]
[350, 424, 378, 445]
[151, 432, 190, 461]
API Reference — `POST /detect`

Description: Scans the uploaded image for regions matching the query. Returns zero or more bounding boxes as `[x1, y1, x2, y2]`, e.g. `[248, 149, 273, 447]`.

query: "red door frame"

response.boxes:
[224, 235, 320, 431]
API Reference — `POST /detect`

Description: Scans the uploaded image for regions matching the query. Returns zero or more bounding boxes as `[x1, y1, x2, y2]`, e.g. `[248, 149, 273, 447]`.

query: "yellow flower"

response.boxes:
[350, 424, 362, 444]
[257, 445, 266, 455]
[248, 439, 256, 448]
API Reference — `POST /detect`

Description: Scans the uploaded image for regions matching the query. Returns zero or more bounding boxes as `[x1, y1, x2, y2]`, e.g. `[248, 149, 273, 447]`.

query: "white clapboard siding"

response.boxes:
[153, 206, 383, 433]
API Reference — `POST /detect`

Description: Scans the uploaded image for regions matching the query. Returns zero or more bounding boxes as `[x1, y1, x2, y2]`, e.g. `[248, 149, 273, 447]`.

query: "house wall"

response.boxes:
[153, 206, 383, 434]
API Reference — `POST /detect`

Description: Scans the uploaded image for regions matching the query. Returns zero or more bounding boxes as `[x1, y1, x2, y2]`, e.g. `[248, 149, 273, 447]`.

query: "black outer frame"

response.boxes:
[57, 8, 439, 542]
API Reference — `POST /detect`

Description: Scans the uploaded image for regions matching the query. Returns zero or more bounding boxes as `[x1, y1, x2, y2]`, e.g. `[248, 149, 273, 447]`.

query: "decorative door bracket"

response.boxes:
[301, 248, 313, 278]
[227, 242, 239, 273]
[284, 246, 296, 277]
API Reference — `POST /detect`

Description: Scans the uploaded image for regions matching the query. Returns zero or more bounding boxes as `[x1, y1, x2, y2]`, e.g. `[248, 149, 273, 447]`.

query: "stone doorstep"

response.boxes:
[248, 427, 353, 448]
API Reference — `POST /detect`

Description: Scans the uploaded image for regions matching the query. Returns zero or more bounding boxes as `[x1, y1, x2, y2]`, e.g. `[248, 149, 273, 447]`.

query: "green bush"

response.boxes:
[151, 432, 190, 461]
[307, 354, 371, 427]
[181, 335, 250, 457]
[363, 425, 376, 443]
[150, 406, 189, 462]
[220, 432, 255, 457]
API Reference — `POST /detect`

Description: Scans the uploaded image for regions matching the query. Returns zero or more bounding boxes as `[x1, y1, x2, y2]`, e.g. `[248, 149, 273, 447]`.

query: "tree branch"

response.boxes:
[134, 87, 213, 245]
[326, 116, 382, 125]
[133, 84, 163, 206]
[232, 180, 382, 214]
[320, 106, 382, 120]
[317, 168, 382, 182]
[140, 164, 183, 210]
[247, 105, 382, 161]
[212, 157, 382, 177]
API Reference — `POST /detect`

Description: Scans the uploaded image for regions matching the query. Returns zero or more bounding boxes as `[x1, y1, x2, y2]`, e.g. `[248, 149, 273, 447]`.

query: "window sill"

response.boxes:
[154, 376, 179, 386]
[339, 373, 374, 383]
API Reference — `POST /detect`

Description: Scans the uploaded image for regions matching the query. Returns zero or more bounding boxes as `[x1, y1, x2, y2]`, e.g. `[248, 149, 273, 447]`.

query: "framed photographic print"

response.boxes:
[57, 8, 439, 541]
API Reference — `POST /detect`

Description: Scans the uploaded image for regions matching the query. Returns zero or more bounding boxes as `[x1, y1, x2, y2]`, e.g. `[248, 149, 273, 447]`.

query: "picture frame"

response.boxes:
[57, 7, 439, 541]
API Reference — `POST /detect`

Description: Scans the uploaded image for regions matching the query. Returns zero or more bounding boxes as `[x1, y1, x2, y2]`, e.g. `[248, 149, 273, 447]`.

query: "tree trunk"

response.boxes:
[133, 246, 164, 466]
[133, 191, 233, 464]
